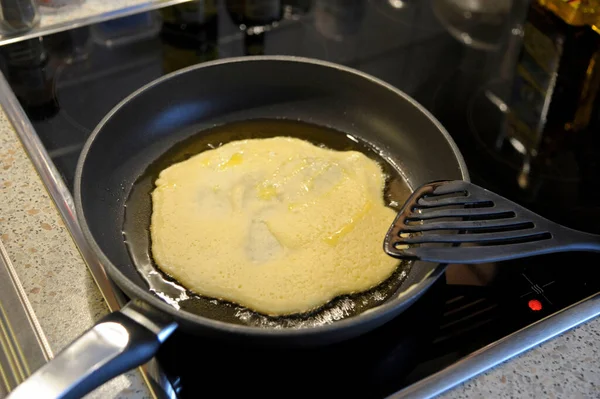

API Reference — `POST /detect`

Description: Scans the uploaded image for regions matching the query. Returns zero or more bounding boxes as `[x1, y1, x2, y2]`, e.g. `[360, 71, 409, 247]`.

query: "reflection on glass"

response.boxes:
[388, 0, 407, 9]
[225, 0, 283, 55]
[314, 0, 366, 41]
[37, 0, 85, 12]
[282, 0, 312, 20]
[44, 26, 93, 63]
[0, 0, 40, 34]
[90, 11, 161, 48]
[160, 1, 219, 73]
[432, 0, 513, 51]
[0, 37, 59, 120]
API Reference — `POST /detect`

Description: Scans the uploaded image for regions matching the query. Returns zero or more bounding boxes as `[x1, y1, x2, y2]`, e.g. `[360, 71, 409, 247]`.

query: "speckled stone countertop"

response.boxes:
[0, 110, 150, 398]
[437, 323, 600, 399]
[1, 100, 600, 398]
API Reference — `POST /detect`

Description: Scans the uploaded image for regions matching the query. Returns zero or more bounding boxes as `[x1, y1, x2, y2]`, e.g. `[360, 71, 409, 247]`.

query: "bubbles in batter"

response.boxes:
[150, 136, 401, 316]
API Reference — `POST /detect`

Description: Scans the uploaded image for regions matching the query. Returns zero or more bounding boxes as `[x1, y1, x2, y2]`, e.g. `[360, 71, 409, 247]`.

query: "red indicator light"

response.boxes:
[528, 299, 543, 311]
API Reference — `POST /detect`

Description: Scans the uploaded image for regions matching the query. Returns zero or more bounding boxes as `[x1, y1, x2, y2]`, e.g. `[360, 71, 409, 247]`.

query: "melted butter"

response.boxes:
[324, 200, 373, 246]
[304, 162, 335, 190]
[257, 183, 278, 200]
[218, 152, 244, 170]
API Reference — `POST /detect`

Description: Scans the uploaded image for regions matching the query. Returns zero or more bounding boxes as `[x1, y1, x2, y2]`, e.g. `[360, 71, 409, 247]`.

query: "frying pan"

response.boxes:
[8, 56, 468, 399]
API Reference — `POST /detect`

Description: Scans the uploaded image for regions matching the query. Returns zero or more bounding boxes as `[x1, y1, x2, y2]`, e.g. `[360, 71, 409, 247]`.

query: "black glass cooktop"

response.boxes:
[2, 1, 600, 398]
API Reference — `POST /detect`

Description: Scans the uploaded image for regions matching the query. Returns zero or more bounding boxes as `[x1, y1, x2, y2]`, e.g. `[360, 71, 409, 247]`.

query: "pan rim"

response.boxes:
[74, 55, 470, 338]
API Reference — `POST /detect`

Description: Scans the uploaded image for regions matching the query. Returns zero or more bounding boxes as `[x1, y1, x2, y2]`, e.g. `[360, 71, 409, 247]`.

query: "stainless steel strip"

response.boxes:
[0, 0, 193, 47]
[0, 240, 52, 398]
[0, 71, 175, 398]
[0, 70, 125, 311]
[389, 292, 600, 399]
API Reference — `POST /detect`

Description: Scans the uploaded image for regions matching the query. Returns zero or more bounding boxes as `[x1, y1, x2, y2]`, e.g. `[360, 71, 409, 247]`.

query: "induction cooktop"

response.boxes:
[1, 1, 600, 398]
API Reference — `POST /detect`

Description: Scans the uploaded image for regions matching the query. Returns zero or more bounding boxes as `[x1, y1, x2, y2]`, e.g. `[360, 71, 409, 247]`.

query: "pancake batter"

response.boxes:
[150, 136, 400, 316]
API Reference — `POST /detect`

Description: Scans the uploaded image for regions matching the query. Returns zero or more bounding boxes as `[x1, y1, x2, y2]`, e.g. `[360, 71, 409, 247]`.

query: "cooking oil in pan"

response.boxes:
[123, 119, 412, 328]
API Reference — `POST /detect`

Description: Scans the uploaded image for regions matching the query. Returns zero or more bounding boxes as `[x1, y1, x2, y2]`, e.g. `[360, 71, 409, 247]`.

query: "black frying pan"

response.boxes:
[8, 56, 468, 399]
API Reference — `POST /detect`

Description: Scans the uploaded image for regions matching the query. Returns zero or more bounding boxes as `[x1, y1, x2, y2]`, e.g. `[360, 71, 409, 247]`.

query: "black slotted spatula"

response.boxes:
[383, 180, 600, 264]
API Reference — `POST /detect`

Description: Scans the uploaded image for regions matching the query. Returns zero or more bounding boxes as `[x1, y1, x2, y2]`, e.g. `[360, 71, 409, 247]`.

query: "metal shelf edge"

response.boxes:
[0, 0, 194, 47]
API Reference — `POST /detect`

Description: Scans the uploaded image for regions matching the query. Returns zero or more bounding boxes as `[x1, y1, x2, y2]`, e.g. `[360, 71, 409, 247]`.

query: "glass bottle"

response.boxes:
[225, 0, 283, 55]
[0, 37, 59, 120]
[503, 0, 600, 194]
[160, 0, 219, 73]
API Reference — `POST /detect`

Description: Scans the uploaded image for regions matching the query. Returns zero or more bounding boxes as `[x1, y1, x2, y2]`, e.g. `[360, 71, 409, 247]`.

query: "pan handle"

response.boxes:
[7, 299, 177, 399]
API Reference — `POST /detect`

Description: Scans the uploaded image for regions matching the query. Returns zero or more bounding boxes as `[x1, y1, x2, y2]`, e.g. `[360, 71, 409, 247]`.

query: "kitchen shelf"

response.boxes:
[0, 0, 193, 46]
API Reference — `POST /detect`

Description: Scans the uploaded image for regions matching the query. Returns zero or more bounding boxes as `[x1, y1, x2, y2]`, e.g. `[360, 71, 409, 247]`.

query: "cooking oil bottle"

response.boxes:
[505, 0, 600, 193]
[225, 0, 283, 55]
[159, 0, 219, 73]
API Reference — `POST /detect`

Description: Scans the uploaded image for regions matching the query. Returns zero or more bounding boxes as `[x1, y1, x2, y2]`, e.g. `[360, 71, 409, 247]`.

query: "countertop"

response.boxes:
[0, 110, 150, 398]
[1, 95, 600, 398]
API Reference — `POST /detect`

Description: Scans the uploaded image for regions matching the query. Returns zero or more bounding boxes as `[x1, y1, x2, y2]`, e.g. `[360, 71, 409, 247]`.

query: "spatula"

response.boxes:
[383, 180, 600, 264]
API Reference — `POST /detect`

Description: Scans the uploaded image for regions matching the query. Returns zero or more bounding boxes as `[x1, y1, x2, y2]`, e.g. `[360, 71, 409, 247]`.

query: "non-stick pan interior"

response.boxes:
[123, 118, 416, 328]
[77, 57, 467, 331]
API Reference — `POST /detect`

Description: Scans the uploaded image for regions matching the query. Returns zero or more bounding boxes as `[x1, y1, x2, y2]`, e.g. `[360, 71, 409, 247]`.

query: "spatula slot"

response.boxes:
[400, 219, 533, 233]
[476, 232, 553, 246]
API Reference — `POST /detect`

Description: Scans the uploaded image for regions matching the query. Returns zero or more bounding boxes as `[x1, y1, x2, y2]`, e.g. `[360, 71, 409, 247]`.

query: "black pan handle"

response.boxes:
[7, 299, 178, 399]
